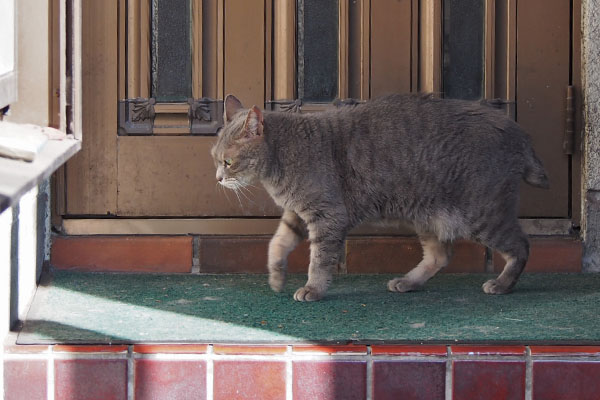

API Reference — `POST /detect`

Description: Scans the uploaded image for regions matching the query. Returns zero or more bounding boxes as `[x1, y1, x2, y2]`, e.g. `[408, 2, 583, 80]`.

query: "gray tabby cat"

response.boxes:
[211, 94, 549, 302]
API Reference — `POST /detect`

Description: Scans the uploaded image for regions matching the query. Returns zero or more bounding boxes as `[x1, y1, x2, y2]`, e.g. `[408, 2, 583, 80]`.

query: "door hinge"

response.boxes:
[563, 85, 575, 155]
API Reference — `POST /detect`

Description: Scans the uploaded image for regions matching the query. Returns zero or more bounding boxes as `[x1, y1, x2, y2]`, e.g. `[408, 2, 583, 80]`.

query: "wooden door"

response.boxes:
[64, 0, 578, 225]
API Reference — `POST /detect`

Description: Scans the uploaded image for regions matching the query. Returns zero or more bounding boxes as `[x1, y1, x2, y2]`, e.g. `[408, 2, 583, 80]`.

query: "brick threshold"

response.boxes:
[4, 342, 600, 399]
[50, 234, 583, 274]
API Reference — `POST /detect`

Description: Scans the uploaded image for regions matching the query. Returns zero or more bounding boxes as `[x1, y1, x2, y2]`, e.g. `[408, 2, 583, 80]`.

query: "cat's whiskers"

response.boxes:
[216, 181, 236, 208]
[235, 185, 257, 206]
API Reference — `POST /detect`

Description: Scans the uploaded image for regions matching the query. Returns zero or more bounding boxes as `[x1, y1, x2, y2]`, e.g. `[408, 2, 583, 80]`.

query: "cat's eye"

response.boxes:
[223, 158, 233, 167]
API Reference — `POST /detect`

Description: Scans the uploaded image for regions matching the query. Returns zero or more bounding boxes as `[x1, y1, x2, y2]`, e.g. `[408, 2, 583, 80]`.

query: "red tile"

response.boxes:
[493, 237, 582, 272]
[213, 360, 286, 400]
[533, 361, 600, 400]
[346, 237, 422, 273]
[287, 240, 311, 273]
[453, 361, 525, 400]
[3, 360, 47, 400]
[530, 346, 600, 356]
[293, 344, 368, 355]
[133, 344, 208, 354]
[54, 359, 128, 400]
[451, 345, 526, 356]
[444, 240, 487, 273]
[51, 235, 192, 273]
[199, 236, 268, 273]
[213, 345, 287, 355]
[200, 236, 310, 274]
[371, 345, 447, 356]
[53, 345, 128, 353]
[373, 361, 446, 400]
[293, 361, 367, 400]
[134, 359, 206, 400]
[346, 237, 485, 273]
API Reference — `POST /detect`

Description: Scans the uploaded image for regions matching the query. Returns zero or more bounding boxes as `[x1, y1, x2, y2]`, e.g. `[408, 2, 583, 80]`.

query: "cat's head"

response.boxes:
[211, 94, 265, 189]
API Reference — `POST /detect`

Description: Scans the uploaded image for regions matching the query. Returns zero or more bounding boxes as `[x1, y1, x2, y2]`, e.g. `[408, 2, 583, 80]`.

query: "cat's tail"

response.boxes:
[523, 149, 549, 189]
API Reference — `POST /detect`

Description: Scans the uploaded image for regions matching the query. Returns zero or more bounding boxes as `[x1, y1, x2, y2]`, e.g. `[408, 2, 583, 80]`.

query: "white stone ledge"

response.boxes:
[0, 134, 80, 213]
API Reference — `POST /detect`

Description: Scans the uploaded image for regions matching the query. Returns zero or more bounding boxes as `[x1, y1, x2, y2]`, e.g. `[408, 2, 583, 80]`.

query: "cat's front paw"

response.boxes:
[268, 271, 286, 292]
[293, 286, 325, 302]
[387, 277, 420, 293]
[482, 279, 512, 294]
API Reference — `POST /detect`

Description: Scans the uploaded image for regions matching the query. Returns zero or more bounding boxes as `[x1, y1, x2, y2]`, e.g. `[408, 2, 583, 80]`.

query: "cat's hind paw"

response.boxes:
[387, 277, 420, 293]
[293, 286, 325, 302]
[482, 279, 512, 294]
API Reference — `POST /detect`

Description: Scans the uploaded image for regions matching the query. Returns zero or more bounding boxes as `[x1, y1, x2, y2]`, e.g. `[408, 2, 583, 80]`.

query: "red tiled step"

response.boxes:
[51, 234, 582, 273]
[5, 344, 600, 399]
[51, 235, 192, 273]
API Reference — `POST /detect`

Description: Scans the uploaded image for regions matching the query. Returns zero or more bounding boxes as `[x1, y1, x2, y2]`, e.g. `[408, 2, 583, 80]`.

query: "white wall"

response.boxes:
[0, 205, 13, 400]
[0, 0, 15, 76]
[0, 183, 50, 399]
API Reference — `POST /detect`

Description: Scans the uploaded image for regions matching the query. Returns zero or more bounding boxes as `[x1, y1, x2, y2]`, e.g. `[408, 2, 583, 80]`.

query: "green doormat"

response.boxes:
[18, 271, 600, 344]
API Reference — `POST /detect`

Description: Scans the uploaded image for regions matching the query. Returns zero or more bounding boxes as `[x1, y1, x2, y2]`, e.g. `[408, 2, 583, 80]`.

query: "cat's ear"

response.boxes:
[224, 94, 243, 124]
[243, 106, 264, 139]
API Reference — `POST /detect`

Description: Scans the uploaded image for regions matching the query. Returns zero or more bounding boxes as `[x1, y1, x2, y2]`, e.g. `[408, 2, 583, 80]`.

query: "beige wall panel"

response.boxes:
[224, 0, 265, 107]
[66, 0, 118, 215]
[117, 137, 280, 217]
[517, 0, 570, 217]
[370, 0, 413, 97]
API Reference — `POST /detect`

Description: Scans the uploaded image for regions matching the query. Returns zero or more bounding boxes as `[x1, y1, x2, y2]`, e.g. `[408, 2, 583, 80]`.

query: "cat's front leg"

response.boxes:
[268, 210, 307, 292]
[294, 216, 347, 302]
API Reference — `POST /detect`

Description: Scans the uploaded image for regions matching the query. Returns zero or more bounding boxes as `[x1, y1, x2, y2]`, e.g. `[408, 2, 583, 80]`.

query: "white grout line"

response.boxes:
[445, 346, 453, 400]
[127, 346, 135, 400]
[286, 345, 293, 400]
[366, 346, 373, 400]
[206, 344, 214, 400]
[525, 347, 533, 400]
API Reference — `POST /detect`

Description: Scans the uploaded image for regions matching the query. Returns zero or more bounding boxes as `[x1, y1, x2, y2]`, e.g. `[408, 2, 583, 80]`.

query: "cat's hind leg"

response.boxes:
[268, 210, 307, 292]
[478, 222, 529, 294]
[388, 234, 452, 292]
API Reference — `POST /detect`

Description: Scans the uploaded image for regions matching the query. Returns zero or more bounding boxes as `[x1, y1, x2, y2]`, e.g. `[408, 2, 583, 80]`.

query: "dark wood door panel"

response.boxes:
[117, 137, 280, 217]
[370, 0, 413, 97]
[517, 0, 570, 217]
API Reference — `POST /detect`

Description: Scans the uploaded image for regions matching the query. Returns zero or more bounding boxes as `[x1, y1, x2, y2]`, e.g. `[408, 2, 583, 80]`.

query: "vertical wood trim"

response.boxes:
[506, 0, 516, 117]
[118, 0, 126, 100]
[338, 0, 349, 99]
[126, 0, 149, 98]
[59, 0, 67, 132]
[50, 0, 61, 128]
[360, 0, 370, 99]
[217, 0, 224, 100]
[127, 0, 139, 98]
[192, 0, 203, 98]
[571, 0, 582, 222]
[273, 0, 295, 100]
[419, 0, 442, 94]
[411, 0, 419, 93]
[264, 0, 272, 104]
[484, 0, 495, 99]
[71, 0, 83, 139]
[202, 0, 217, 98]
[139, 0, 150, 98]
[67, 0, 118, 214]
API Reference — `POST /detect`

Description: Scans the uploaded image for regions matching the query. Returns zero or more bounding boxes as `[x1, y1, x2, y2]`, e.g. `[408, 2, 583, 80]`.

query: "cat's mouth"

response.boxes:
[219, 178, 247, 190]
